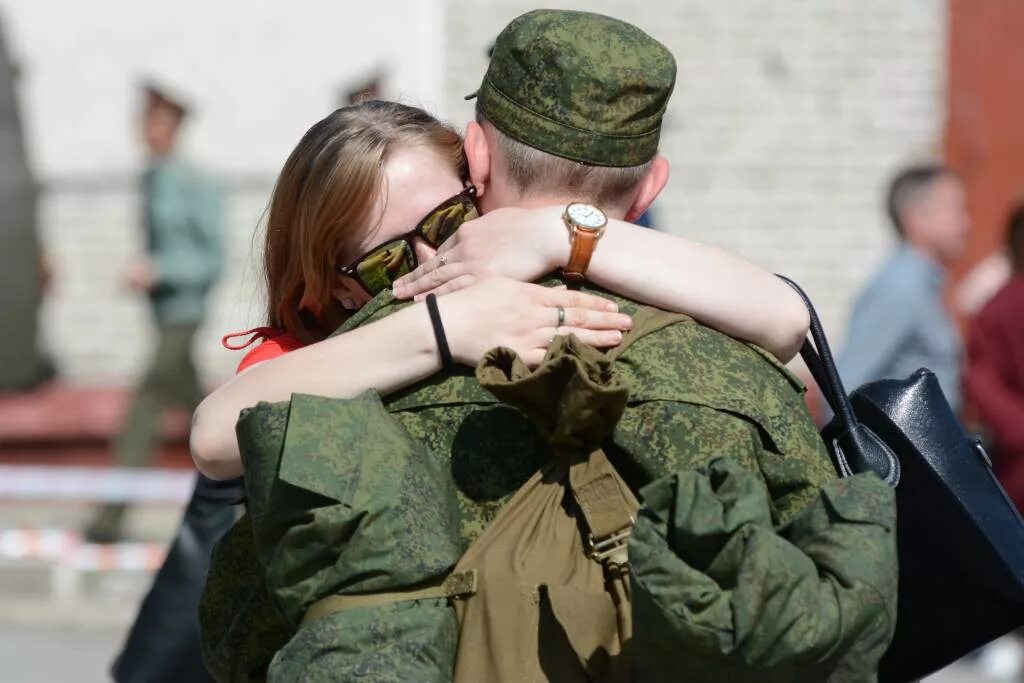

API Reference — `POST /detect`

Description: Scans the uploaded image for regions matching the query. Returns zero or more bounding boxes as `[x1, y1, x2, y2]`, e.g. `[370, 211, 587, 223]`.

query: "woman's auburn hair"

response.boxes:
[263, 100, 466, 344]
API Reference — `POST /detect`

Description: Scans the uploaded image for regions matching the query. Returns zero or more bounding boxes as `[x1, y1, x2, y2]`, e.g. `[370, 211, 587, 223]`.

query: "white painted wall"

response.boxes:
[3, 0, 448, 176]
[0, 0, 446, 384]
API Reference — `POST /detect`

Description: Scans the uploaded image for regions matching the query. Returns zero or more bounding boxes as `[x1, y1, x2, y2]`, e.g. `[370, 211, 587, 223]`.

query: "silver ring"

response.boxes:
[437, 253, 447, 267]
[556, 305, 566, 327]
[548, 335, 555, 345]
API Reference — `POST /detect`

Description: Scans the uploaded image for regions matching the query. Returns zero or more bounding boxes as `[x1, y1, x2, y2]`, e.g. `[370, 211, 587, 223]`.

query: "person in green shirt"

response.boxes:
[85, 82, 225, 543]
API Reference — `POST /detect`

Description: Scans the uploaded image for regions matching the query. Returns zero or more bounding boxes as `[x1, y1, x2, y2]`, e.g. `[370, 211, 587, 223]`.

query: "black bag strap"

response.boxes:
[776, 275, 857, 428]
[777, 275, 901, 486]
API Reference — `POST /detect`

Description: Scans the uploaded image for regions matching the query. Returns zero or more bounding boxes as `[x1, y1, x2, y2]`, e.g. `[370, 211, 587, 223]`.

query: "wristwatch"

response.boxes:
[562, 202, 608, 282]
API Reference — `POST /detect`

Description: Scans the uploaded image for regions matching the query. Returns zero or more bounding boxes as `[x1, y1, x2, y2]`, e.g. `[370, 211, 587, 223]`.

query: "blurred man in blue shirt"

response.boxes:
[837, 165, 971, 411]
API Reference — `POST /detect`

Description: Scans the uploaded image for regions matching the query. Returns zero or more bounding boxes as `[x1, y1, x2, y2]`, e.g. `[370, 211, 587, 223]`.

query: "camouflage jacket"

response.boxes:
[341, 285, 837, 542]
[200, 283, 893, 681]
[631, 459, 896, 682]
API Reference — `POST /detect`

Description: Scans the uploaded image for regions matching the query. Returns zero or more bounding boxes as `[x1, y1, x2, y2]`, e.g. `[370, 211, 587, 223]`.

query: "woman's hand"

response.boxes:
[437, 278, 631, 367]
[392, 206, 566, 300]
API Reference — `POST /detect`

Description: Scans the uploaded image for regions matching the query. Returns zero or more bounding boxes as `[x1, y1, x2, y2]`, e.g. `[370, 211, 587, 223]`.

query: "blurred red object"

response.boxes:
[0, 382, 192, 467]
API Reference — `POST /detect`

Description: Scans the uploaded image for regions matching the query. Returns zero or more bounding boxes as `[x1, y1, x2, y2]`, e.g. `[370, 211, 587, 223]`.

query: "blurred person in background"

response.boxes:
[343, 73, 383, 105]
[111, 472, 240, 683]
[965, 202, 1024, 511]
[0, 17, 53, 393]
[84, 81, 225, 542]
[102, 79, 241, 683]
[836, 164, 970, 412]
[956, 248, 1011, 318]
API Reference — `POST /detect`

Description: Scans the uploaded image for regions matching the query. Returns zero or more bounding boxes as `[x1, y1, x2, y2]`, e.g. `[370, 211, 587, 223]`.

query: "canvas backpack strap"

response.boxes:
[300, 570, 478, 628]
[570, 449, 640, 568]
[606, 306, 690, 361]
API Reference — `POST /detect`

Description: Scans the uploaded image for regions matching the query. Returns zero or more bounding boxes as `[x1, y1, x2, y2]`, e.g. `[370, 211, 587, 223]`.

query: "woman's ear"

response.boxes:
[331, 275, 371, 311]
[464, 121, 491, 197]
[624, 156, 670, 223]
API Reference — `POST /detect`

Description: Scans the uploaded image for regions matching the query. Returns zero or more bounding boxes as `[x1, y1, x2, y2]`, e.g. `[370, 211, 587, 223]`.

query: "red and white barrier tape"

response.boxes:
[0, 527, 166, 571]
[0, 465, 194, 504]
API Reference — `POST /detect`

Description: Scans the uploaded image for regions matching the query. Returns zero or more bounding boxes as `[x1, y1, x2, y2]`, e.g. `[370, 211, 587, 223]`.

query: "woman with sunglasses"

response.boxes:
[192, 101, 809, 480]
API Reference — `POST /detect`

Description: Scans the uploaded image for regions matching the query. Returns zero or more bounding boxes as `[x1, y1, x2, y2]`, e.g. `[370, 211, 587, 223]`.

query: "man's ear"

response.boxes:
[464, 121, 491, 197]
[624, 156, 670, 223]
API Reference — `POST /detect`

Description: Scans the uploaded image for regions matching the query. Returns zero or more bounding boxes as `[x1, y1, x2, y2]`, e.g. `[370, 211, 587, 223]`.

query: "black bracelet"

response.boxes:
[425, 293, 454, 371]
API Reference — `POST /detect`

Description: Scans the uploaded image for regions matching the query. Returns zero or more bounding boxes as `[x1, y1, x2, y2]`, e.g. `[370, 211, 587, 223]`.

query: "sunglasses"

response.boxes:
[337, 186, 478, 296]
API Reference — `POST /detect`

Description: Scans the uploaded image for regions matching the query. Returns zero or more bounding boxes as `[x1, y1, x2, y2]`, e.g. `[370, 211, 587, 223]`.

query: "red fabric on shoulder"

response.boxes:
[235, 333, 304, 373]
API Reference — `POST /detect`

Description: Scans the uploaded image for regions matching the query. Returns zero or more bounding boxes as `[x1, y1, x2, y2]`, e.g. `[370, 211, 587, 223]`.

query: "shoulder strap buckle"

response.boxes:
[586, 520, 634, 566]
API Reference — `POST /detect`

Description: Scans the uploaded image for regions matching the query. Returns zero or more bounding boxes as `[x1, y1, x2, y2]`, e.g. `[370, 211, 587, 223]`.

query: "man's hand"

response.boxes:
[125, 257, 158, 292]
[392, 206, 567, 300]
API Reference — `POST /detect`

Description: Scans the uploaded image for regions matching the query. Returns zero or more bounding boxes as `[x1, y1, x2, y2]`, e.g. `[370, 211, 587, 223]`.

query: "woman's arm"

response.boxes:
[393, 206, 809, 361]
[584, 217, 810, 361]
[191, 279, 630, 480]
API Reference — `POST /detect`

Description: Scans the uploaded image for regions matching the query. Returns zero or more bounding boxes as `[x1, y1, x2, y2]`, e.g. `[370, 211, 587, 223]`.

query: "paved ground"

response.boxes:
[0, 493, 177, 682]
[0, 472, 1018, 682]
[1, 624, 126, 683]
[0, 621, 1008, 682]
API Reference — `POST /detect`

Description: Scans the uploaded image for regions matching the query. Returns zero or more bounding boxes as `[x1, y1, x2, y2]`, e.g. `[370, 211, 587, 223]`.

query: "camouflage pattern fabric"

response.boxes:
[630, 459, 897, 683]
[339, 285, 838, 540]
[199, 281, 892, 680]
[200, 391, 464, 683]
[237, 391, 462, 624]
[468, 9, 675, 167]
[269, 599, 459, 683]
[199, 511, 291, 683]
[0, 19, 48, 392]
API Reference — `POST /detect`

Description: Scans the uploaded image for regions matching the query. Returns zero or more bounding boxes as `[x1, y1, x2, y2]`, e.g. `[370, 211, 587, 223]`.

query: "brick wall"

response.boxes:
[446, 0, 948, 354]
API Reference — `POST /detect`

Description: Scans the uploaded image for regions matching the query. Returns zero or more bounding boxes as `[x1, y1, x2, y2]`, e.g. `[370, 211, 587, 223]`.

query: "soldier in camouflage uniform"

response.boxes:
[200, 10, 897, 682]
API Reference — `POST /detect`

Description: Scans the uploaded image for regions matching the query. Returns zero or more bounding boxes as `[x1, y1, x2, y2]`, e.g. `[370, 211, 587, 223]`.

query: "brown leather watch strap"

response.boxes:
[564, 228, 601, 282]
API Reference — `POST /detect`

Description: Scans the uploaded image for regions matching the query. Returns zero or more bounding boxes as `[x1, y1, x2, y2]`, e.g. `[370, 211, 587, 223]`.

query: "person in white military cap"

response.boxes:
[85, 77, 226, 543]
[101, 75, 240, 682]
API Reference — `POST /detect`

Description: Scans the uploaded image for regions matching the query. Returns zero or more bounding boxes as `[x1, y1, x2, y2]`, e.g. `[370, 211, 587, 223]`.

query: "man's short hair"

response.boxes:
[479, 109, 651, 208]
[1006, 201, 1024, 269]
[886, 164, 954, 237]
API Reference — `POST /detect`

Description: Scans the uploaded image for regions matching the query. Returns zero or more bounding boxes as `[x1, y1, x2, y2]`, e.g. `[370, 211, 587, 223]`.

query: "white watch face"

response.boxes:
[567, 203, 606, 229]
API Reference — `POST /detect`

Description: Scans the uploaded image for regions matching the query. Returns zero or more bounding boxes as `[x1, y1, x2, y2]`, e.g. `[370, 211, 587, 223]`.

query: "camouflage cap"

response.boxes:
[467, 10, 676, 168]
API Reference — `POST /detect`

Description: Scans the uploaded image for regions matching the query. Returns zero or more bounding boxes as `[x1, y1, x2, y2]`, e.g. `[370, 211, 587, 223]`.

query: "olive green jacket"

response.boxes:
[199, 286, 896, 681]
[144, 157, 225, 324]
[341, 287, 836, 538]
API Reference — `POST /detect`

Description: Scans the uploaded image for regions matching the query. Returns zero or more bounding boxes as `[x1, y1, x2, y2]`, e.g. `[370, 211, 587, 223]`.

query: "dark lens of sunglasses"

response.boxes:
[418, 195, 479, 247]
[355, 240, 416, 294]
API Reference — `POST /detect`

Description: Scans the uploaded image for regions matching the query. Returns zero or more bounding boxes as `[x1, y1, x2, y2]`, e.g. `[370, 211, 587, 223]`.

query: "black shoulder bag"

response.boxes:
[779, 276, 1024, 682]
